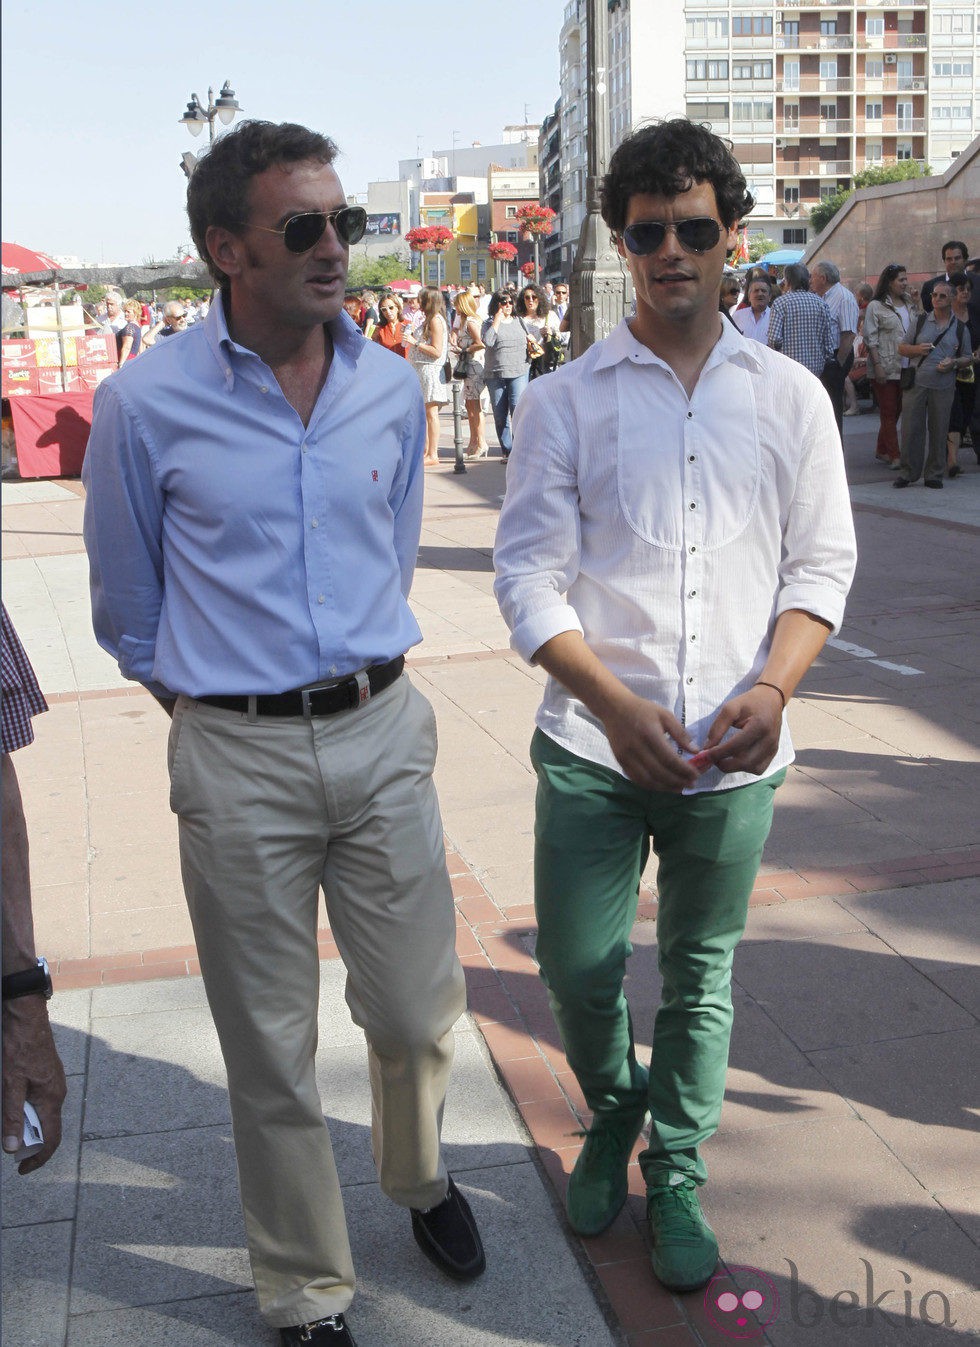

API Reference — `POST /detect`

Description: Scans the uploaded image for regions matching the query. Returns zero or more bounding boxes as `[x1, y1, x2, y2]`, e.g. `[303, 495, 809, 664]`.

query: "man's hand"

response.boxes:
[602, 691, 700, 793]
[2, 998, 67, 1175]
[698, 685, 783, 777]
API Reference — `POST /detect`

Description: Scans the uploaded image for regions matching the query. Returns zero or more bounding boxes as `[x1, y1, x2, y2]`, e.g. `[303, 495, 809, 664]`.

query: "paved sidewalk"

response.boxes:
[2, 409, 978, 1344]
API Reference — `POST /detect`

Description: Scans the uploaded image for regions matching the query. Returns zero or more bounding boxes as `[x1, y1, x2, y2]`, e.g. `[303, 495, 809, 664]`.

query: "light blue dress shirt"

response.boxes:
[83, 293, 427, 699]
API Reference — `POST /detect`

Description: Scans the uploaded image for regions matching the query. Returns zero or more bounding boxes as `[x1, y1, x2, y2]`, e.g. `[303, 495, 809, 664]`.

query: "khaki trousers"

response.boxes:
[167, 676, 465, 1328]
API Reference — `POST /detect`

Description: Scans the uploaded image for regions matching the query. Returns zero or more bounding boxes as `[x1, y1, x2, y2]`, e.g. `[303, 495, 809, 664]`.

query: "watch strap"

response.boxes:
[2, 958, 52, 1001]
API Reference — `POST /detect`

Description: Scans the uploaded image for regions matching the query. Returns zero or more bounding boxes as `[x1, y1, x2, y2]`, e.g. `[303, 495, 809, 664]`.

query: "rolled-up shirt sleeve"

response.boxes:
[493, 383, 585, 662]
[390, 387, 426, 597]
[775, 380, 857, 634]
[82, 381, 172, 697]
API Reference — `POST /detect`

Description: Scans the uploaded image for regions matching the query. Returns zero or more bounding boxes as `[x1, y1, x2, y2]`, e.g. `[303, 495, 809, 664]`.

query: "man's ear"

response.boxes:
[725, 222, 739, 255]
[206, 226, 245, 280]
[614, 232, 626, 260]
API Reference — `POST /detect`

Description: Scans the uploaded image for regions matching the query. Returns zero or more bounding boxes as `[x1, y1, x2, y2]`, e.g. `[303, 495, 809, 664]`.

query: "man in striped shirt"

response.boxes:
[494, 120, 855, 1299]
[767, 262, 838, 380]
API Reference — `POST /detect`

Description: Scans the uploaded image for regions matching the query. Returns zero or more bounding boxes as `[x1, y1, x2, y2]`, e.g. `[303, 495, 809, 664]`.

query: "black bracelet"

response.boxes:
[754, 680, 786, 710]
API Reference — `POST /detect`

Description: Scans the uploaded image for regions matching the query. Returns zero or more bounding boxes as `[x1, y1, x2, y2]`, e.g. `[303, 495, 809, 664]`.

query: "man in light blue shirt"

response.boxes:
[82, 120, 484, 1347]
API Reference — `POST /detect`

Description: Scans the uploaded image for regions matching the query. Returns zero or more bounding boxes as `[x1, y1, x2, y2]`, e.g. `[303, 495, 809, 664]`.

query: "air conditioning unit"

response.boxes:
[776, 138, 785, 148]
[885, 54, 898, 65]
[911, 79, 925, 89]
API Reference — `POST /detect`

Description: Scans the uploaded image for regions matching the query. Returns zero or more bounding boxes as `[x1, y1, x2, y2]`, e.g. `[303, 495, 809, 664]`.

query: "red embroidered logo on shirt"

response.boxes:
[371, 470, 379, 482]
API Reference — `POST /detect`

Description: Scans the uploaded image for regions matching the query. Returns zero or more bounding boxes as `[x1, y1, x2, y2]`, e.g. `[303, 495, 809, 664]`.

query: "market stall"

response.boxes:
[2, 252, 211, 478]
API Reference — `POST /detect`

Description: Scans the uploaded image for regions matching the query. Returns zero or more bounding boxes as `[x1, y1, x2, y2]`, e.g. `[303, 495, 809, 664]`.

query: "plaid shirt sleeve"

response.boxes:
[1, 604, 48, 754]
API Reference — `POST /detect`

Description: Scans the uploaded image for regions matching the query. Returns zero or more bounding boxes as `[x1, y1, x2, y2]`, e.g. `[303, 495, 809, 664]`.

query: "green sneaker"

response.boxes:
[647, 1176, 719, 1292]
[565, 1107, 647, 1237]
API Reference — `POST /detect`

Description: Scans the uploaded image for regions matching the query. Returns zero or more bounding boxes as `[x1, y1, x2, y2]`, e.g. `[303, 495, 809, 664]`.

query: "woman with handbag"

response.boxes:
[482, 290, 530, 462]
[517, 285, 562, 380]
[863, 264, 912, 467]
[451, 292, 489, 458]
[404, 286, 450, 467]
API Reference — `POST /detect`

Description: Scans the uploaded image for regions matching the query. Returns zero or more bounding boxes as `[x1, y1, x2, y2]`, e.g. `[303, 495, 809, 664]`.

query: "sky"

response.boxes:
[1, 0, 567, 266]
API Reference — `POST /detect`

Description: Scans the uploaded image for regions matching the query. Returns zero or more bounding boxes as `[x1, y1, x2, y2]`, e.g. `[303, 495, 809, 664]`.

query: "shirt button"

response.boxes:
[311, 518, 319, 528]
[260, 385, 269, 393]
[302, 443, 308, 454]
[329, 665, 337, 674]
[689, 502, 697, 510]
[690, 634, 697, 642]
[688, 455, 696, 463]
[690, 545, 697, 554]
[687, 676, 694, 685]
[687, 411, 693, 419]
[689, 589, 697, 597]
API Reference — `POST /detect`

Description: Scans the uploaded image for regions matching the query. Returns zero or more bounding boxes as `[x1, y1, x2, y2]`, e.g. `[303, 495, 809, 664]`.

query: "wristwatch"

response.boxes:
[2, 957, 53, 1001]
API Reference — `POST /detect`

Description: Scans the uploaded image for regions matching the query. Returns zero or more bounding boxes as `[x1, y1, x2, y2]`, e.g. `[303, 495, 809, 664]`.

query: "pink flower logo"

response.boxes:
[704, 1266, 780, 1339]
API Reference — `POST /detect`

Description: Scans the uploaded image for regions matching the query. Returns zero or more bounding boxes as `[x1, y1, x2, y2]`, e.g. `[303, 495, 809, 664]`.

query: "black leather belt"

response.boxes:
[197, 656, 404, 719]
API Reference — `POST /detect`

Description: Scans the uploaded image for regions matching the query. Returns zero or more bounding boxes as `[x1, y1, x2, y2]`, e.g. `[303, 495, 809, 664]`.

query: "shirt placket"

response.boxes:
[680, 404, 705, 727]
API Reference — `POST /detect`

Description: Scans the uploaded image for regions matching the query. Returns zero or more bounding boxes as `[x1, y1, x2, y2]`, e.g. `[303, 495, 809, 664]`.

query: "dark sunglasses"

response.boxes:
[241, 206, 368, 252]
[622, 217, 722, 256]
[498, 297, 514, 305]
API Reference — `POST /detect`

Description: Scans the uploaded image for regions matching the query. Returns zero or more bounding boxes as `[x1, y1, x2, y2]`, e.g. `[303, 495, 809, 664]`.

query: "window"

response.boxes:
[865, 58, 883, 80]
[733, 60, 773, 79]
[865, 100, 883, 120]
[820, 103, 837, 121]
[784, 185, 800, 203]
[782, 19, 799, 38]
[783, 228, 807, 245]
[732, 99, 772, 120]
[426, 259, 439, 283]
[477, 259, 487, 281]
[686, 15, 729, 40]
[505, 205, 517, 218]
[865, 17, 884, 37]
[784, 103, 799, 127]
[934, 58, 973, 78]
[459, 258, 472, 281]
[820, 184, 840, 200]
[935, 12, 972, 33]
[820, 59, 838, 81]
[687, 101, 730, 122]
[783, 61, 800, 90]
[733, 14, 773, 35]
[820, 19, 837, 36]
[934, 104, 974, 123]
[896, 141, 912, 160]
[896, 100, 913, 129]
[687, 59, 729, 79]
[865, 141, 883, 161]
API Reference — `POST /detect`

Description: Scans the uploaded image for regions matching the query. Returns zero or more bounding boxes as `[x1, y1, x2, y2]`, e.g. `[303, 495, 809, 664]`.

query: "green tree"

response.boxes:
[747, 235, 776, 263]
[347, 252, 414, 290]
[809, 160, 931, 236]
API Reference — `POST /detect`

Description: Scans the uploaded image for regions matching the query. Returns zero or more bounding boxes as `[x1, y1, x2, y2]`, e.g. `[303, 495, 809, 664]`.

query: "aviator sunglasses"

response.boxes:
[622, 217, 722, 256]
[240, 205, 368, 252]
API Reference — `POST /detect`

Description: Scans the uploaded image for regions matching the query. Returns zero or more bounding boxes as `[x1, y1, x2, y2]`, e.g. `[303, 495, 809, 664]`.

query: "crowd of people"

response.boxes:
[718, 240, 980, 487]
[88, 292, 208, 368]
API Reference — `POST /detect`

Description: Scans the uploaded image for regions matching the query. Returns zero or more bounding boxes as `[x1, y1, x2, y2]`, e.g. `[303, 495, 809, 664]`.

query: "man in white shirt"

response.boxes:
[494, 120, 855, 1297]
[811, 259, 860, 436]
[732, 277, 772, 343]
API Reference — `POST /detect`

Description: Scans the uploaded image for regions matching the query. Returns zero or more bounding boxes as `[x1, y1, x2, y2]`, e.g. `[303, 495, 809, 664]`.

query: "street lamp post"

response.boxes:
[178, 81, 243, 176]
[569, 0, 629, 355]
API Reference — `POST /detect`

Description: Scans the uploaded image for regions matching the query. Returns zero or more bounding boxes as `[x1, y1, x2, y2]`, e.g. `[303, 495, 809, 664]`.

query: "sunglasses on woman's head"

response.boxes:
[622, 217, 722, 256]
[239, 205, 368, 252]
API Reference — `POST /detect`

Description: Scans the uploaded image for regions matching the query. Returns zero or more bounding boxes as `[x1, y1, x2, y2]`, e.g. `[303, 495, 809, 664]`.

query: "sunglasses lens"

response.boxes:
[676, 218, 722, 252]
[623, 222, 666, 256]
[337, 207, 367, 245]
[283, 213, 328, 253]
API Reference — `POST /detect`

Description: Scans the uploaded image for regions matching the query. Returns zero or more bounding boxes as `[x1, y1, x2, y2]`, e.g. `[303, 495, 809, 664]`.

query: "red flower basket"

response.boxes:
[520, 261, 537, 278]
[488, 241, 518, 262]
[514, 204, 557, 237]
[404, 224, 455, 253]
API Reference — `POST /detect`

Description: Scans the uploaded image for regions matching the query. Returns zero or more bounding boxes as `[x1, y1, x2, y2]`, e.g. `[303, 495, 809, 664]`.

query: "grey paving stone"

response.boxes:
[71, 1125, 250, 1317]
[836, 878, 980, 972]
[52, 988, 93, 1075]
[66, 1292, 264, 1347]
[343, 1162, 618, 1346]
[2, 1218, 73, 1346]
[732, 931, 975, 1052]
[85, 1007, 229, 1137]
[89, 977, 211, 1020]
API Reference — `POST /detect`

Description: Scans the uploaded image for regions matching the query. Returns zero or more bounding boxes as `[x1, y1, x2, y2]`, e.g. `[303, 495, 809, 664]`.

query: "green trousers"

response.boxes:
[531, 729, 784, 1188]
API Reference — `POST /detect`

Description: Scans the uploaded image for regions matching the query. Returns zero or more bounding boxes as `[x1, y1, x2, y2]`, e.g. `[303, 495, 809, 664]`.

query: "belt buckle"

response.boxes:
[300, 688, 314, 720]
[353, 669, 371, 706]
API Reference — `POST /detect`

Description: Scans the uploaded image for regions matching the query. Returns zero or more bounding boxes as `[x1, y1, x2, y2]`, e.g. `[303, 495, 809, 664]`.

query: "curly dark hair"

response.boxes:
[600, 119, 754, 235]
[186, 120, 339, 285]
[518, 284, 551, 319]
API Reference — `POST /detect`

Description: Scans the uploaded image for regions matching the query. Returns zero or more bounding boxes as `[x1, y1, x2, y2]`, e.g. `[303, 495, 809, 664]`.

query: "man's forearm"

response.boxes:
[2, 758, 38, 974]
[532, 630, 633, 723]
[837, 331, 856, 365]
[756, 608, 834, 704]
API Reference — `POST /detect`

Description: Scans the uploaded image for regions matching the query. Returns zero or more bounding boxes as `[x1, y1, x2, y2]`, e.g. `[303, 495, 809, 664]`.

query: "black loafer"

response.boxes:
[892, 477, 910, 488]
[924, 479, 944, 489]
[280, 1314, 356, 1345]
[411, 1175, 486, 1281]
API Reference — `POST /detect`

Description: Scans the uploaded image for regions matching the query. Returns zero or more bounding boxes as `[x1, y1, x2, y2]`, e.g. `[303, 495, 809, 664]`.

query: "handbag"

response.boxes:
[452, 348, 472, 381]
[900, 366, 916, 391]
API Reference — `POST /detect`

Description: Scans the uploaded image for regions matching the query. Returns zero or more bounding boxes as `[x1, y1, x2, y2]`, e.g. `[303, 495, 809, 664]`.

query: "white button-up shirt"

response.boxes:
[493, 318, 856, 794]
[733, 304, 771, 343]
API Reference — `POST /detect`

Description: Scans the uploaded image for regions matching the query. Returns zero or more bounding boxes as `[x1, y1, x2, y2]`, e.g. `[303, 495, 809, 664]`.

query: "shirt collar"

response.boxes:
[204, 290, 366, 391]
[593, 314, 766, 376]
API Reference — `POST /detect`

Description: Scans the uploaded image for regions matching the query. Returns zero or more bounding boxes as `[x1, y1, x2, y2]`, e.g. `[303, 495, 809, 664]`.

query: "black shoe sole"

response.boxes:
[411, 1179, 487, 1282]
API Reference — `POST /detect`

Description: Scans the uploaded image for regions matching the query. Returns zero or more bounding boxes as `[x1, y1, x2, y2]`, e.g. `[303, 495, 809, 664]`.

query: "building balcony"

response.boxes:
[856, 33, 928, 49]
[790, 118, 854, 133]
[784, 0, 926, 7]
[780, 76, 854, 93]
[732, 35, 775, 49]
[775, 201, 812, 218]
[776, 35, 853, 51]
[777, 158, 854, 175]
[859, 117, 927, 133]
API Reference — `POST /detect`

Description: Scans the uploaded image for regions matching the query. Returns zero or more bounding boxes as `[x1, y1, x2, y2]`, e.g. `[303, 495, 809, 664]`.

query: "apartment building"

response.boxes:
[550, 0, 978, 259]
